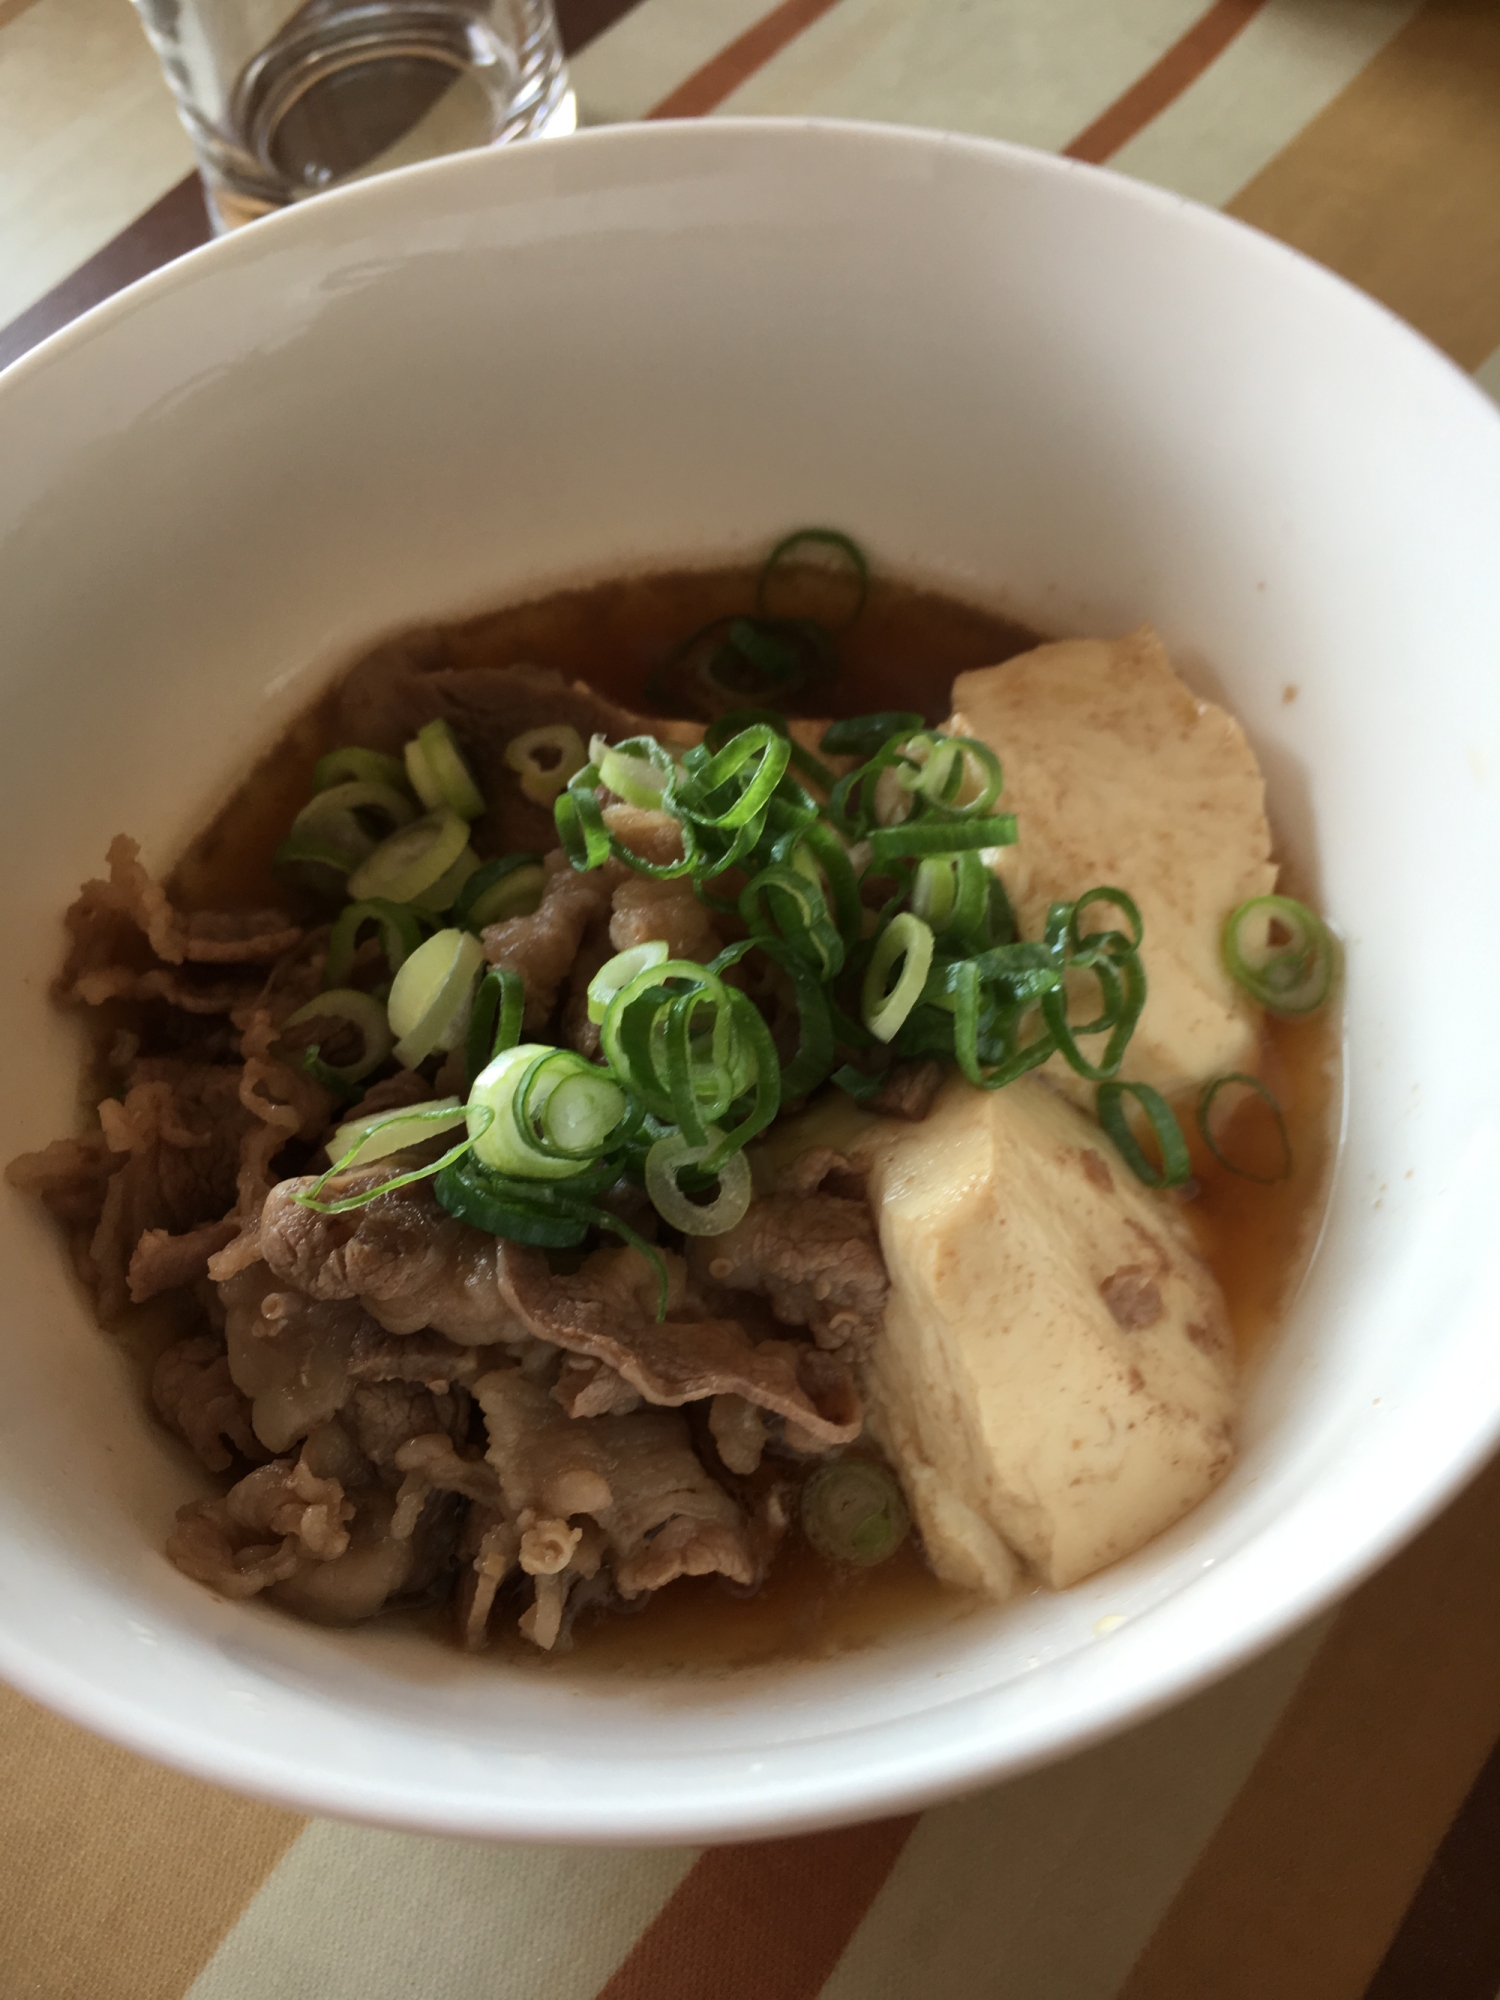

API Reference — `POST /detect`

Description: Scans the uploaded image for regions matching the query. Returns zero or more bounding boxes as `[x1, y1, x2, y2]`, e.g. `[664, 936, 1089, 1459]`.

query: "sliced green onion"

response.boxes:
[294, 1102, 493, 1215]
[410, 844, 479, 914]
[505, 724, 587, 806]
[324, 898, 427, 990]
[1096, 1081, 1194, 1189]
[644, 1129, 752, 1236]
[465, 966, 525, 1089]
[404, 718, 484, 821]
[755, 528, 870, 631]
[820, 712, 923, 760]
[801, 1460, 909, 1565]
[681, 723, 790, 831]
[862, 913, 935, 1042]
[591, 733, 674, 810]
[900, 734, 1003, 816]
[1071, 886, 1144, 958]
[283, 988, 394, 1087]
[313, 747, 410, 794]
[868, 814, 1018, 863]
[1041, 949, 1146, 1082]
[711, 936, 834, 1100]
[328, 1096, 465, 1165]
[433, 1150, 608, 1247]
[387, 926, 484, 1067]
[467, 1044, 624, 1179]
[453, 854, 547, 930]
[739, 862, 845, 980]
[347, 808, 470, 904]
[554, 772, 612, 871]
[910, 855, 958, 930]
[1197, 1073, 1293, 1184]
[272, 832, 364, 902]
[290, 780, 416, 857]
[587, 941, 670, 1025]
[1223, 895, 1335, 1014]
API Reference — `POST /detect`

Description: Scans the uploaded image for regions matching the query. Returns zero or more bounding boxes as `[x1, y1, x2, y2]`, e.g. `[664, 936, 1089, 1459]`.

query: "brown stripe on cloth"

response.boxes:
[647, 0, 847, 119]
[1363, 1733, 1500, 2000]
[0, 1680, 303, 2000]
[1062, 0, 1270, 165]
[1227, 0, 1500, 369]
[596, 1814, 917, 2000]
[1116, 1445, 1500, 2000]
[0, 0, 647, 372]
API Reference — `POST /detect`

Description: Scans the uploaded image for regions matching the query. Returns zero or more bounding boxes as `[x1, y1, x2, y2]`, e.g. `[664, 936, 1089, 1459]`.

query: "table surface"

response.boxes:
[4, 4, 1500, 1997]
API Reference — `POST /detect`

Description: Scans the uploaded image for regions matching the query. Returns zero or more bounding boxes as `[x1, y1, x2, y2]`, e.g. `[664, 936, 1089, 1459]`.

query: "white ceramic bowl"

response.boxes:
[1, 121, 1497, 1843]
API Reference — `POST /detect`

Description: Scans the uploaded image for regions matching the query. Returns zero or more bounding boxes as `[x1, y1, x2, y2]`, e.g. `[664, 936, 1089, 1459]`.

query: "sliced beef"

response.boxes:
[480, 849, 621, 1030]
[256, 1170, 529, 1346]
[864, 1059, 945, 1122]
[58, 835, 300, 1013]
[6, 1132, 116, 1227]
[204, 1006, 337, 1283]
[497, 1244, 862, 1448]
[62, 1059, 256, 1316]
[219, 1261, 370, 1454]
[474, 1367, 756, 1642]
[609, 873, 722, 964]
[346, 1378, 470, 1481]
[348, 1322, 484, 1391]
[167, 1441, 355, 1600]
[601, 803, 688, 869]
[686, 1183, 888, 1355]
[334, 649, 670, 857]
[152, 1334, 263, 1473]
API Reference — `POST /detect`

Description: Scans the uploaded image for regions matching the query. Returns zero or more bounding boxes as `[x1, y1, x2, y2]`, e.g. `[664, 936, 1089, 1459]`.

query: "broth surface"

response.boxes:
[165, 563, 1338, 1672]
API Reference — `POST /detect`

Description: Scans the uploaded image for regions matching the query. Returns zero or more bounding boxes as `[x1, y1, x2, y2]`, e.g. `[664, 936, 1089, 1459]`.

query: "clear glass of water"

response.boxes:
[131, 0, 576, 230]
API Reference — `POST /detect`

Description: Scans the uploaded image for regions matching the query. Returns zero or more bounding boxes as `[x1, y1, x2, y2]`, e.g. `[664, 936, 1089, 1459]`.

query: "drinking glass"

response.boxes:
[131, 0, 575, 230]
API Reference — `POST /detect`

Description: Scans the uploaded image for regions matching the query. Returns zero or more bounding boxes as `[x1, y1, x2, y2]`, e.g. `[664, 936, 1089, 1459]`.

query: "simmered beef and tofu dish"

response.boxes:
[9, 539, 1338, 1659]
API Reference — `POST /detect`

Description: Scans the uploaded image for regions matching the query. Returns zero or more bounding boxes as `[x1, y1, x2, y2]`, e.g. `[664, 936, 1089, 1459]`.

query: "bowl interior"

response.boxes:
[0, 122, 1497, 1840]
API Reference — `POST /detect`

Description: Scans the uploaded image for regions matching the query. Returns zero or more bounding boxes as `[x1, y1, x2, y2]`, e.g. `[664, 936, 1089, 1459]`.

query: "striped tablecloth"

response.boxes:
[3, 5, 1499, 1996]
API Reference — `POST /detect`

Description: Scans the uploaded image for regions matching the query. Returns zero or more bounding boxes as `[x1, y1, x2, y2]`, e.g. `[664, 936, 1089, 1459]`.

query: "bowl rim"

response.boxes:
[3, 114, 1499, 1842]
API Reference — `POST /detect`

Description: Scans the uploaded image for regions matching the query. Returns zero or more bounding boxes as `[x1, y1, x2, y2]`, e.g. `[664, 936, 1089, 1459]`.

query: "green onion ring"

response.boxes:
[465, 966, 525, 1090]
[554, 772, 613, 872]
[1197, 1072, 1293, 1184]
[754, 528, 870, 631]
[328, 1095, 466, 1166]
[504, 724, 588, 806]
[312, 747, 410, 794]
[323, 899, 427, 990]
[801, 1459, 909, 1566]
[283, 988, 394, 1086]
[820, 712, 924, 761]
[453, 854, 547, 930]
[1223, 895, 1336, 1014]
[863, 913, 935, 1042]
[347, 808, 470, 904]
[645, 1129, 753, 1237]
[867, 814, 1018, 863]
[405, 718, 485, 821]
[294, 1102, 494, 1215]
[1071, 885, 1144, 958]
[1096, 1081, 1194, 1188]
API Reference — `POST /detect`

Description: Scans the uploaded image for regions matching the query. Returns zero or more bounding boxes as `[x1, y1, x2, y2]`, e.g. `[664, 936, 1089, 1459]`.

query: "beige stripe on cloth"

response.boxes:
[1118, 1447, 1500, 2000]
[0, 1681, 301, 2000]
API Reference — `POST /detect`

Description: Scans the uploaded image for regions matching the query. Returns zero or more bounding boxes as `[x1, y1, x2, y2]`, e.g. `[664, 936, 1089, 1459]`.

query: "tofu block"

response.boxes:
[796, 1076, 1237, 1596]
[948, 627, 1277, 1101]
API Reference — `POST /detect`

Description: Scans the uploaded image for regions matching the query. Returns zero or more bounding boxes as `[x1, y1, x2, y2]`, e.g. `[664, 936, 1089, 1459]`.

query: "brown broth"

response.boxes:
[164, 561, 1338, 1672]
